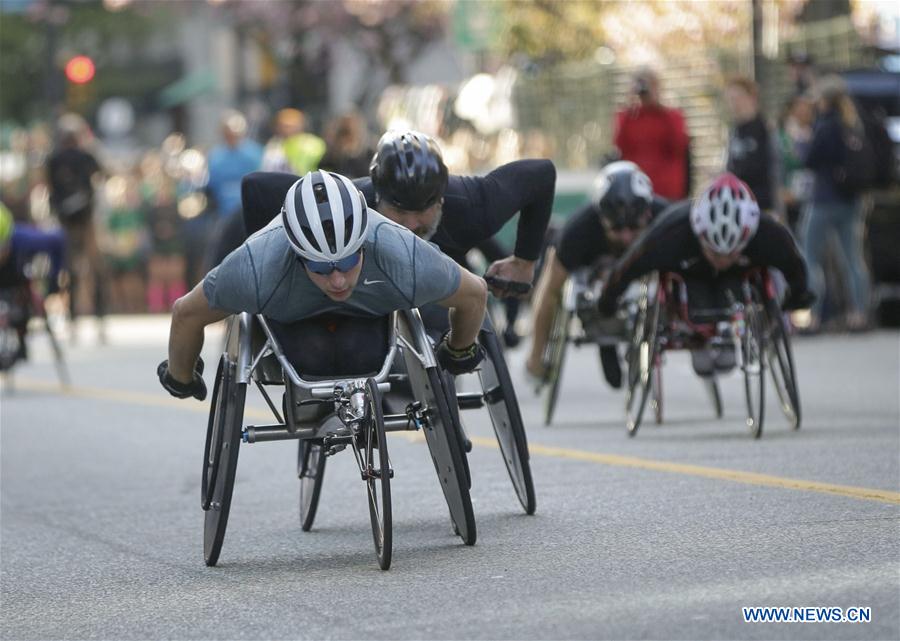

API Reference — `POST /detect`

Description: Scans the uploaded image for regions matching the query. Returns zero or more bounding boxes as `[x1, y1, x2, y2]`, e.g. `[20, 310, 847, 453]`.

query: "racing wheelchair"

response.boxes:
[0, 257, 69, 387]
[202, 308, 476, 571]
[297, 307, 537, 523]
[624, 268, 801, 439]
[541, 264, 633, 426]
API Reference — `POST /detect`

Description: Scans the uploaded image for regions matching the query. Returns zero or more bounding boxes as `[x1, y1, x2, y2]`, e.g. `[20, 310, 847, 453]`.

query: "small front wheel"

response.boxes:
[297, 440, 327, 532]
[361, 378, 392, 570]
[741, 289, 767, 439]
[625, 275, 660, 437]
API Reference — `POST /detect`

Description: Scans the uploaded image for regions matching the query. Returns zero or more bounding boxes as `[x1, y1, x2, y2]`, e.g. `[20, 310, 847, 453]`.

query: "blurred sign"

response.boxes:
[98, 98, 135, 138]
[65, 56, 95, 84]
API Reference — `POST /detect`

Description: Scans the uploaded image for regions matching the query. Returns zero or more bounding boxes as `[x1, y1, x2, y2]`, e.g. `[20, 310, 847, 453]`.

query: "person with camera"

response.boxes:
[612, 68, 690, 201]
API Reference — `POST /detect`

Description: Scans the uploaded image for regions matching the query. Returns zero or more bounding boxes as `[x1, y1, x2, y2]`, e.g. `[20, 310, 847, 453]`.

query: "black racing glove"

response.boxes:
[435, 333, 485, 376]
[782, 289, 816, 312]
[484, 275, 533, 298]
[157, 357, 207, 401]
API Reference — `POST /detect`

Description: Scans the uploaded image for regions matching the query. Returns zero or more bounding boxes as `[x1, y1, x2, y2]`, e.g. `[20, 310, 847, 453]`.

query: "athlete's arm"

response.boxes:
[241, 172, 300, 236]
[526, 247, 570, 374]
[746, 216, 809, 295]
[476, 159, 556, 261]
[436, 266, 488, 349]
[467, 160, 556, 295]
[167, 284, 230, 383]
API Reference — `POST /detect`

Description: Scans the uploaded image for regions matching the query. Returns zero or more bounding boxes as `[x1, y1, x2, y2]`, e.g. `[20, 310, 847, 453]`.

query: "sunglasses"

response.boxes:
[302, 251, 362, 275]
[602, 219, 643, 232]
[601, 211, 650, 233]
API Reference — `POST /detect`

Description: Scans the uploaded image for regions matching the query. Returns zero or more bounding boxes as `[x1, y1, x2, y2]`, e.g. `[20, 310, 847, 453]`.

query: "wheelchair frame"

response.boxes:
[201, 308, 476, 571]
[624, 268, 800, 438]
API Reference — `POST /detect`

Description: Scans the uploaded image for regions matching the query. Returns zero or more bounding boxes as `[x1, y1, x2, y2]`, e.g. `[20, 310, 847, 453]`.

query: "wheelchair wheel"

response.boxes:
[543, 296, 571, 426]
[742, 289, 766, 439]
[362, 378, 392, 570]
[399, 311, 476, 546]
[625, 277, 660, 436]
[765, 299, 801, 429]
[202, 354, 246, 566]
[297, 440, 326, 532]
[650, 358, 663, 425]
[479, 326, 536, 515]
[438, 372, 471, 490]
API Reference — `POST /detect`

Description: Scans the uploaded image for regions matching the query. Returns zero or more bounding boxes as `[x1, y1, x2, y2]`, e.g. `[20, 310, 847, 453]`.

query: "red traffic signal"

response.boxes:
[65, 56, 95, 84]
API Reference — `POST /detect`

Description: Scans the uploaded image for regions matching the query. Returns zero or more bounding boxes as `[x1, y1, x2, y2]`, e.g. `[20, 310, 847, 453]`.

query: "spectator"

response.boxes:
[261, 108, 326, 175]
[45, 113, 108, 340]
[724, 76, 781, 216]
[206, 110, 262, 220]
[101, 174, 147, 313]
[613, 67, 689, 201]
[801, 75, 871, 332]
[319, 112, 373, 178]
[205, 110, 262, 271]
[788, 52, 817, 96]
[144, 176, 186, 313]
[777, 94, 815, 231]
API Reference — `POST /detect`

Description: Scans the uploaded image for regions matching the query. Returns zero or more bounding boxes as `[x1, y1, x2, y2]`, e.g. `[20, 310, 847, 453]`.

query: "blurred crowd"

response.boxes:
[0, 53, 895, 336]
[0, 106, 381, 322]
[611, 59, 894, 333]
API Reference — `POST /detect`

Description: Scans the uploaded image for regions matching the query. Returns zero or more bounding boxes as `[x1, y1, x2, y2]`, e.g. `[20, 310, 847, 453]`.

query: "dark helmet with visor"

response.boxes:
[592, 161, 654, 230]
[370, 130, 449, 211]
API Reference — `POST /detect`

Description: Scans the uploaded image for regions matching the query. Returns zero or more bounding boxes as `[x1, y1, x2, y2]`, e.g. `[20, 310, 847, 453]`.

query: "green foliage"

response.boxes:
[0, 13, 48, 123]
[0, 0, 177, 124]
[500, 0, 610, 63]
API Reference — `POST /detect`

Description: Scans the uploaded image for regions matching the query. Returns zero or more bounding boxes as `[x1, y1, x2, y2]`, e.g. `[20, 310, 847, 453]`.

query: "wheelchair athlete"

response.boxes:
[157, 170, 487, 400]
[525, 161, 669, 388]
[0, 204, 65, 366]
[240, 131, 556, 333]
[597, 173, 814, 378]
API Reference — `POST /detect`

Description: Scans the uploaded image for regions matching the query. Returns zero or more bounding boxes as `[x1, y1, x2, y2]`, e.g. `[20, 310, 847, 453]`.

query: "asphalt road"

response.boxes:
[2, 317, 898, 640]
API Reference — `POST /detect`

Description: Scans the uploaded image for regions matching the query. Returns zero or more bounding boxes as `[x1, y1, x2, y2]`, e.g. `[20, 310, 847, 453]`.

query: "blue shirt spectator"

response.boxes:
[207, 139, 263, 219]
[206, 111, 263, 219]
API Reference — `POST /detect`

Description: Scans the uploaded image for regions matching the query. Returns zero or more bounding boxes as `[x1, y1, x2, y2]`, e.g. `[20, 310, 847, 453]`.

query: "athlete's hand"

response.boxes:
[157, 357, 207, 401]
[782, 289, 816, 312]
[436, 333, 485, 376]
[484, 257, 534, 299]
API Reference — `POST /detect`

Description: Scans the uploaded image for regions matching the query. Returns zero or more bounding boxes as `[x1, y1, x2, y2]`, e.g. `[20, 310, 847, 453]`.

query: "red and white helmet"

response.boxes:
[690, 173, 760, 254]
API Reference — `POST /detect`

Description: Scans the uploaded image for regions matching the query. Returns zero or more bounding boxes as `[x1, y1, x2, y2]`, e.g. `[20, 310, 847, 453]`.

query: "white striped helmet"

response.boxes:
[690, 173, 760, 255]
[281, 171, 369, 261]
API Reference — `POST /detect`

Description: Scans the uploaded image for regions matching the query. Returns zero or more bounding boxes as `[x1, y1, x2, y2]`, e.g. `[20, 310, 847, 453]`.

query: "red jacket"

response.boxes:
[613, 104, 689, 200]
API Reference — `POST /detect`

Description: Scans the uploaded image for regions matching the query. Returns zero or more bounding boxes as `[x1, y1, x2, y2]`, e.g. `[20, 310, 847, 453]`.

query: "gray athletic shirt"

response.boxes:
[203, 211, 461, 322]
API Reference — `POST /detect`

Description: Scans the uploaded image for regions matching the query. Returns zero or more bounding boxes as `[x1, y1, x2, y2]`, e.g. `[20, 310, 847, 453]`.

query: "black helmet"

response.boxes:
[370, 130, 448, 211]
[592, 161, 653, 230]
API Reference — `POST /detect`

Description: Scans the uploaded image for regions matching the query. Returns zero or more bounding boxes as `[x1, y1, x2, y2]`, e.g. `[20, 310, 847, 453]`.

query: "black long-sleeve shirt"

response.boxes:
[240, 159, 557, 265]
[597, 201, 808, 312]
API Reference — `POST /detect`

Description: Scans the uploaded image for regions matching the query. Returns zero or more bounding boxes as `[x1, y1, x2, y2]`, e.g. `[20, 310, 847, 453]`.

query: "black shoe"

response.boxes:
[599, 345, 622, 389]
[691, 349, 714, 377]
[502, 327, 521, 349]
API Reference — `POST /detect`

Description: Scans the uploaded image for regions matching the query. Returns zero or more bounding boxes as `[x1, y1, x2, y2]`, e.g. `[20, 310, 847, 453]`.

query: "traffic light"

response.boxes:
[65, 56, 95, 85]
